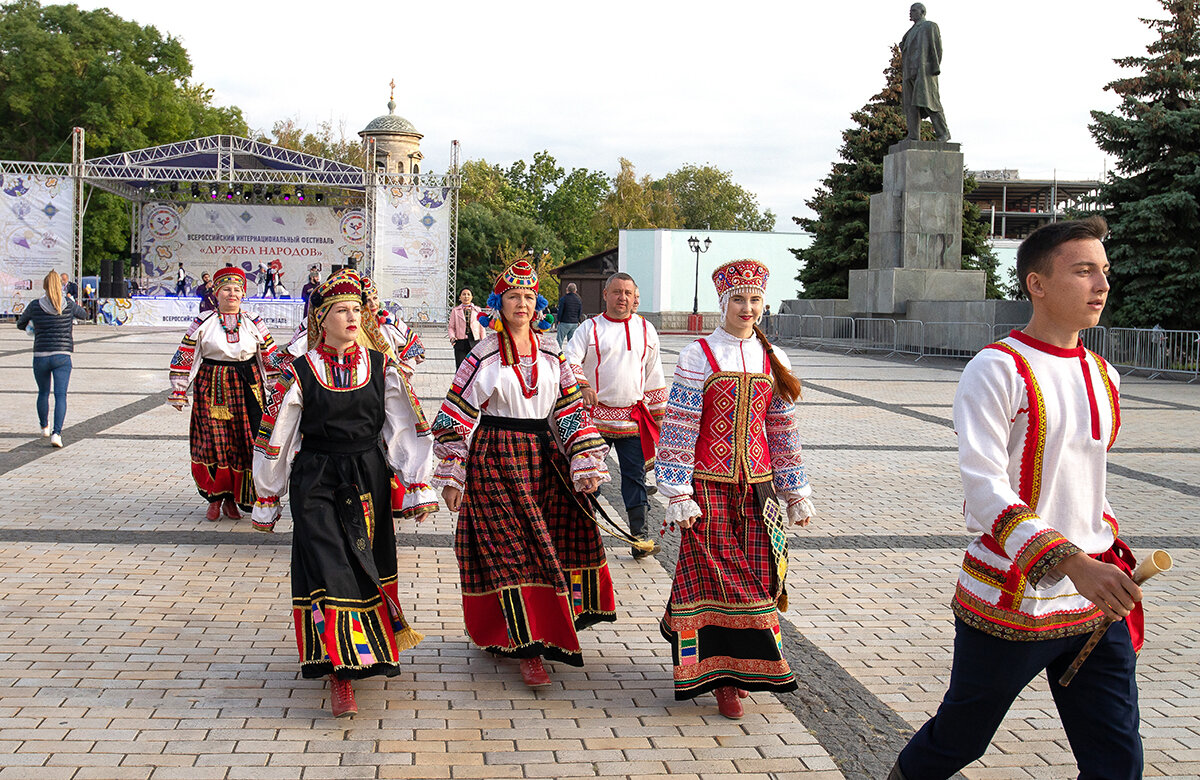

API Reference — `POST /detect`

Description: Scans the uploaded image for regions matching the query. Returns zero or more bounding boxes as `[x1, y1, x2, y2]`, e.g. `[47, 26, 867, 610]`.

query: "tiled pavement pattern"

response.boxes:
[0, 323, 1196, 780]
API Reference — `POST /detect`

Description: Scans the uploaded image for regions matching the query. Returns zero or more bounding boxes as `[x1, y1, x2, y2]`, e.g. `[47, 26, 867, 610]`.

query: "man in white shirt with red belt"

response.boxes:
[565, 273, 668, 558]
[890, 216, 1144, 779]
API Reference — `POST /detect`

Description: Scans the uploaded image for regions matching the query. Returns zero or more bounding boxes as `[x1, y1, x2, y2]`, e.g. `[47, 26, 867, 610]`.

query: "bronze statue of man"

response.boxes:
[901, 3, 951, 141]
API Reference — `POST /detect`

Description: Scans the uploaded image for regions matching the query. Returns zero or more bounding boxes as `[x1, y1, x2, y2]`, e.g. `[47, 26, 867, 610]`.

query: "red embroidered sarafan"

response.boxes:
[692, 339, 774, 484]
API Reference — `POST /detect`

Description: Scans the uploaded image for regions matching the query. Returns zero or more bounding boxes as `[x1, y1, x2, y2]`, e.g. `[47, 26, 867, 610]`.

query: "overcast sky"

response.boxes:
[78, 0, 1164, 227]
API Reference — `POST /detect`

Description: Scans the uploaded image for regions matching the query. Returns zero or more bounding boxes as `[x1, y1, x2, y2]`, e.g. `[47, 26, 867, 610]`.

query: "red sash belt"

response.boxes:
[629, 400, 660, 463]
[980, 534, 1144, 651]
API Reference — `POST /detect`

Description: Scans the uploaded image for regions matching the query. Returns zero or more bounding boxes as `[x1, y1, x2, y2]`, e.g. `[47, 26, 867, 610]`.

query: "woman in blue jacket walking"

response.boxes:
[15, 270, 89, 447]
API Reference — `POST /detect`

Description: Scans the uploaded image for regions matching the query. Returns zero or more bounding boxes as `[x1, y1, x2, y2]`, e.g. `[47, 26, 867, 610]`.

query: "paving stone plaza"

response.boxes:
[1, 324, 1197, 780]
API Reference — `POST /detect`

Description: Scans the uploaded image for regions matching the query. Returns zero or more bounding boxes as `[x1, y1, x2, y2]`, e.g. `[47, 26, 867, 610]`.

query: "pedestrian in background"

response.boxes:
[59, 272, 78, 299]
[447, 287, 484, 367]
[196, 272, 215, 313]
[555, 282, 583, 349]
[15, 271, 90, 448]
[175, 262, 187, 296]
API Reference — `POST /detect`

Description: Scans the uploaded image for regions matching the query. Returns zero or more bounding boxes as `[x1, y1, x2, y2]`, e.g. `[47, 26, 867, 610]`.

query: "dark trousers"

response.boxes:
[33, 354, 72, 434]
[452, 338, 475, 368]
[898, 617, 1141, 780]
[263, 276, 276, 298]
[604, 435, 648, 536]
[175, 280, 186, 296]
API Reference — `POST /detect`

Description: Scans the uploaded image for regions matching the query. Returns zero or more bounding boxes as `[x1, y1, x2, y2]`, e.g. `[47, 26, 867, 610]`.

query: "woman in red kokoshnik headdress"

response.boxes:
[655, 259, 817, 719]
[250, 273, 437, 717]
[430, 260, 614, 688]
[169, 265, 281, 521]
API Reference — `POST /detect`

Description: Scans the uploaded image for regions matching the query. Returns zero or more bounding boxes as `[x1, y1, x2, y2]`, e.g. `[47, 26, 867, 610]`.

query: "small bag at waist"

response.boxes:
[300, 434, 379, 455]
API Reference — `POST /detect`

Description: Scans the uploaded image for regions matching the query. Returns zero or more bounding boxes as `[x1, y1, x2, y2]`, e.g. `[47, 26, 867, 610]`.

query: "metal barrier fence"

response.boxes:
[1108, 327, 1200, 380]
[771, 315, 1199, 381]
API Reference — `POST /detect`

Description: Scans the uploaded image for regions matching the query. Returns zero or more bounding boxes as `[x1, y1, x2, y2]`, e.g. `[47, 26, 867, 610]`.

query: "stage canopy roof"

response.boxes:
[83, 135, 370, 199]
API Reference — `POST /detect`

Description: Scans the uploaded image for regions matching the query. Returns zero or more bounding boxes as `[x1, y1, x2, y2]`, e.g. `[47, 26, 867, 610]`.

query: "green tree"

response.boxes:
[661, 163, 775, 231]
[504, 151, 610, 259]
[1089, 0, 1200, 328]
[456, 201, 566, 301]
[460, 158, 524, 212]
[793, 46, 1000, 299]
[260, 118, 362, 167]
[592, 158, 681, 249]
[0, 0, 248, 271]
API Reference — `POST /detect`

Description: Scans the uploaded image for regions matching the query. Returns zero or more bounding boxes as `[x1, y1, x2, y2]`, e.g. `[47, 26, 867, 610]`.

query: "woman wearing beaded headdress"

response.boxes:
[250, 273, 437, 718]
[169, 266, 281, 521]
[430, 260, 615, 688]
[655, 259, 817, 719]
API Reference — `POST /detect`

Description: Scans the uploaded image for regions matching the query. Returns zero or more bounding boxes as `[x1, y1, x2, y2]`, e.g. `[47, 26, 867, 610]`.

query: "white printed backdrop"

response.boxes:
[372, 185, 452, 323]
[0, 174, 73, 316]
[139, 202, 367, 297]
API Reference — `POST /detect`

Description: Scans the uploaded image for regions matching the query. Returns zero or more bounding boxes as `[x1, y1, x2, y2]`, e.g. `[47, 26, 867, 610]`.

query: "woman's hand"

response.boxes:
[411, 511, 432, 525]
[578, 476, 602, 494]
[677, 512, 702, 530]
[170, 399, 187, 412]
[442, 486, 462, 513]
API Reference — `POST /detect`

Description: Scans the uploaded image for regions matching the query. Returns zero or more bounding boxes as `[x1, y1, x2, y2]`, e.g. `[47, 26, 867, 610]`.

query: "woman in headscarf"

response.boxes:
[169, 266, 280, 521]
[431, 260, 615, 688]
[251, 273, 437, 717]
[655, 259, 817, 719]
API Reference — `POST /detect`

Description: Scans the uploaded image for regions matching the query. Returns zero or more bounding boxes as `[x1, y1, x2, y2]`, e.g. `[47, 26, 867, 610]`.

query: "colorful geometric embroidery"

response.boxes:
[679, 629, 698, 665]
[349, 612, 377, 666]
[772, 623, 782, 652]
[571, 571, 584, 616]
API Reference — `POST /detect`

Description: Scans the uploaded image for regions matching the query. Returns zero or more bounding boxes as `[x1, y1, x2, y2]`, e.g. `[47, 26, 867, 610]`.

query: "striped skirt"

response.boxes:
[189, 358, 262, 510]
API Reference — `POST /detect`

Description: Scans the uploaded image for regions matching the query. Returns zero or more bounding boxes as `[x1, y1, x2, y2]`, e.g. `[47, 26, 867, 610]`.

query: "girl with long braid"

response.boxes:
[655, 259, 816, 719]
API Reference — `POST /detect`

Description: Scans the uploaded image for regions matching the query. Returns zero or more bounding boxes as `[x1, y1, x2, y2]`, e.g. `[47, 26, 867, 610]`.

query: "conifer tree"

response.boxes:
[793, 47, 999, 299]
[1089, 0, 1200, 328]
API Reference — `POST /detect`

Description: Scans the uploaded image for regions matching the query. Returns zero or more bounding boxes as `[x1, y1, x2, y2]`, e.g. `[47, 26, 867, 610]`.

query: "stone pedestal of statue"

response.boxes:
[849, 140, 985, 314]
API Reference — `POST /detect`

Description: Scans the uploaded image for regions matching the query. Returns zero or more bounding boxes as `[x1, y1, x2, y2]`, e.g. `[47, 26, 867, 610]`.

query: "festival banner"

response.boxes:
[138, 202, 367, 297]
[0, 174, 73, 316]
[372, 184, 453, 323]
[96, 296, 304, 332]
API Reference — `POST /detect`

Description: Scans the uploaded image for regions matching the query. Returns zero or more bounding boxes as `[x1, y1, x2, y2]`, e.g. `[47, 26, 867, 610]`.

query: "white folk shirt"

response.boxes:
[952, 330, 1122, 640]
[250, 347, 437, 530]
[168, 310, 278, 402]
[563, 313, 667, 438]
[430, 332, 610, 491]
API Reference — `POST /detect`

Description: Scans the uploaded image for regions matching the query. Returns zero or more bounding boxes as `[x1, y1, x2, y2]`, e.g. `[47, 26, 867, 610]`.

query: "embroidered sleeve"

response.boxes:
[251, 365, 303, 532]
[395, 322, 426, 365]
[381, 360, 437, 517]
[956, 350, 1082, 587]
[245, 313, 283, 378]
[168, 314, 210, 402]
[643, 322, 668, 423]
[766, 350, 812, 502]
[655, 342, 708, 503]
[430, 345, 488, 490]
[562, 318, 592, 385]
[553, 350, 610, 489]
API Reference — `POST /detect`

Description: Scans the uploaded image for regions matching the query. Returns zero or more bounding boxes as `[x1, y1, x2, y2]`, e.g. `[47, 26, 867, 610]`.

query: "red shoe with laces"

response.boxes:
[222, 499, 241, 519]
[329, 675, 357, 718]
[519, 657, 552, 688]
[715, 686, 744, 719]
[205, 501, 221, 521]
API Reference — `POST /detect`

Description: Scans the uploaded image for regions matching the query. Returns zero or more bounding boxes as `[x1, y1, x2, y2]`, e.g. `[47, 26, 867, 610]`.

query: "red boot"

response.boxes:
[222, 499, 241, 519]
[205, 501, 221, 521]
[330, 675, 357, 718]
[737, 688, 749, 698]
[519, 657, 552, 688]
[715, 686, 744, 719]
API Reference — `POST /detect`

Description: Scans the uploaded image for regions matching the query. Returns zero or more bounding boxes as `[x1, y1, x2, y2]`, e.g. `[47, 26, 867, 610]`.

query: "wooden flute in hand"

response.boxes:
[1058, 549, 1173, 687]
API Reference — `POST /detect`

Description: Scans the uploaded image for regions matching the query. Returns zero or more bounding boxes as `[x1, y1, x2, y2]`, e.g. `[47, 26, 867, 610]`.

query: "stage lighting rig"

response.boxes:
[296, 187, 305, 202]
[315, 192, 324, 204]
[264, 189, 273, 202]
[191, 184, 201, 198]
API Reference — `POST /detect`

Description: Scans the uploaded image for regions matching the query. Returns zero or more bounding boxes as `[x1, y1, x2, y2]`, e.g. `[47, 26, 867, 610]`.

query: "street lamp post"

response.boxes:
[688, 235, 712, 315]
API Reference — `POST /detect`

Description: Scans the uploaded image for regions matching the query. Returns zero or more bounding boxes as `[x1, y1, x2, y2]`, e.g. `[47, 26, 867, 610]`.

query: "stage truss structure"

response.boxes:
[0, 129, 463, 319]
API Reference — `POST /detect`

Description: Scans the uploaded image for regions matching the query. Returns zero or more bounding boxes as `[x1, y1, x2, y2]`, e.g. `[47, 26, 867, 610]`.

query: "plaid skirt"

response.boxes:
[661, 479, 797, 699]
[455, 417, 616, 667]
[189, 359, 262, 510]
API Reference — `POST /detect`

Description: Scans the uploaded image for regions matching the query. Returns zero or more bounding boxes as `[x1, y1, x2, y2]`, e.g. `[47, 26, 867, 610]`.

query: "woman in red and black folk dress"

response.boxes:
[169, 266, 280, 521]
[430, 260, 614, 689]
[655, 259, 817, 719]
[251, 273, 437, 718]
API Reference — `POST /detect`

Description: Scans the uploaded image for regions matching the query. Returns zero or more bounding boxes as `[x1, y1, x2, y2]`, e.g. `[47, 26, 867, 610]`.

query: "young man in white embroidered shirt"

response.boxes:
[890, 216, 1144, 779]
[564, 272, 668, 558]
